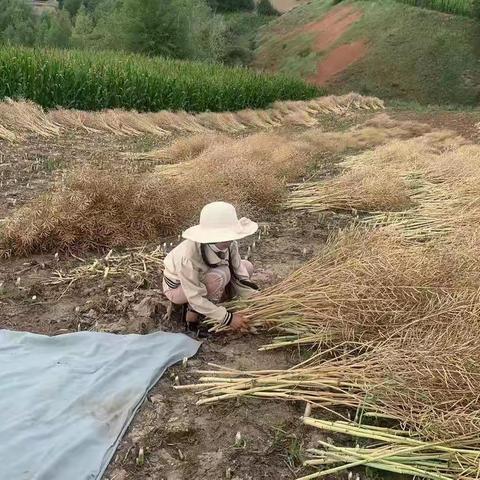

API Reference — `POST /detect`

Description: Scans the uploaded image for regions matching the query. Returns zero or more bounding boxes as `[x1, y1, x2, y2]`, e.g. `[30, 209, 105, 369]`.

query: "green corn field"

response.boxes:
[0, 47, 321, 113]
[394, 0, 477, 17]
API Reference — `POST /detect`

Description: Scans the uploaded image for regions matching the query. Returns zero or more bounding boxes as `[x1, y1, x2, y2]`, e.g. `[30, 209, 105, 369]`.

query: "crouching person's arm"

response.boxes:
[178, 258, 249, 331]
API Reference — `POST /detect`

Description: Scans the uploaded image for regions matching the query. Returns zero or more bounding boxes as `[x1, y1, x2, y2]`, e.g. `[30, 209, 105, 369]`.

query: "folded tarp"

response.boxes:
[0, 329, 200, 480]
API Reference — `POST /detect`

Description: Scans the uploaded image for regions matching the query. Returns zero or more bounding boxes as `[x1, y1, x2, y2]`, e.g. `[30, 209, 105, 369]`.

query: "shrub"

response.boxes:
[206, 0, 255, 13]
[257, 0, 280, 16]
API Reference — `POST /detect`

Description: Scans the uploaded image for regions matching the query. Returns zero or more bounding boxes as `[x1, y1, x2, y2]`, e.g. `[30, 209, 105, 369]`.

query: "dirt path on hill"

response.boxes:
[313, 40, 368, 85]
[302, 5, 363, 51]
[303, 4, 366, 86]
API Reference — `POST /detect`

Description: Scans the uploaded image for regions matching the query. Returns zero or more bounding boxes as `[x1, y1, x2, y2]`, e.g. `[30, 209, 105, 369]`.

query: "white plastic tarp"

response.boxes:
[0, 329, 200, 480]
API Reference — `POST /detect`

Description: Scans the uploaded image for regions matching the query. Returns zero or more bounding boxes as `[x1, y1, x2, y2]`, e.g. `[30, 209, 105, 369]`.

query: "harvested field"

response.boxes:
[0, 94, 383, 143]
[2, 105, 444, 256]
[2, 97, 480, 480]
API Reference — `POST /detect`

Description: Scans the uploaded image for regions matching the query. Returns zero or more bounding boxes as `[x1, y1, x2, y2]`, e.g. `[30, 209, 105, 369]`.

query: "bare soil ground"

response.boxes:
[303, 5, 362, 51]
[313, 40, 368, 85]
[300, 4, 367, 86]
[1, 108, 479, 479]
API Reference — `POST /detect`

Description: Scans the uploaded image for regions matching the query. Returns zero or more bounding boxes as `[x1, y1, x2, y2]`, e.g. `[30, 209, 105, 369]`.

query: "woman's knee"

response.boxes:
[164, 285, 188, 305]
[204, 266, 231, 298]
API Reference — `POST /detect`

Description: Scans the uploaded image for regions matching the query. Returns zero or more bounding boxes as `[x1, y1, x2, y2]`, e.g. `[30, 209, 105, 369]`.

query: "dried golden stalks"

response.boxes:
[0, 93, 384, 142]
[51, 245, 164, 291]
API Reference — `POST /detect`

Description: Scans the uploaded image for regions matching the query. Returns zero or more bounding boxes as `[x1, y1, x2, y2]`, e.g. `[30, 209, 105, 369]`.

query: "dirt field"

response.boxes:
[1, 106, 479, 479]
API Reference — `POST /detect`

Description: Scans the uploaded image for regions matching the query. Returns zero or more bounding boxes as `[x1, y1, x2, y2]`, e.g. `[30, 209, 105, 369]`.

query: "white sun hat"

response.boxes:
[182, 202, 258, 244]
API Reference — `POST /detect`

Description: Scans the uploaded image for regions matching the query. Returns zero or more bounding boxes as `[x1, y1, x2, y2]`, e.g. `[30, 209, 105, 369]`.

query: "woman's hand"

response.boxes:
[230, 313, 250, 332]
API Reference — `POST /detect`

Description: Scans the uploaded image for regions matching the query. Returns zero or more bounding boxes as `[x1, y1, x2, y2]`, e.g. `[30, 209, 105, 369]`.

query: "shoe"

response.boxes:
[182, 304, 210, 339]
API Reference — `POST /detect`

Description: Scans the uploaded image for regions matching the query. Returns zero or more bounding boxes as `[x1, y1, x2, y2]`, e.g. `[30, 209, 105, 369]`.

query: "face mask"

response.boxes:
[210, 242, 230, 253]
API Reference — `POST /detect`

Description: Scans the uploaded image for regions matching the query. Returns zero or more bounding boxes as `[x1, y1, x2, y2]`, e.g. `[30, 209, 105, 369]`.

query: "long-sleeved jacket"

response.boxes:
[163, 240, 255, 325]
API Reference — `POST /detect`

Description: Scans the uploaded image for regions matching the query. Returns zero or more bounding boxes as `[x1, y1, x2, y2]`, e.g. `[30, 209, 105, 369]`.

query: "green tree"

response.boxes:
[257, 0, 279, 16]
[37, 10, 72, 47]
[0, 0, 36, 46]
[83, 0, 109, 13]
[36, 12, 52, 44]
[473, 0, 480, 18]
[71, 4, 94, 48]
[63, 0, 82, 16]
[110, 0, 225, 60]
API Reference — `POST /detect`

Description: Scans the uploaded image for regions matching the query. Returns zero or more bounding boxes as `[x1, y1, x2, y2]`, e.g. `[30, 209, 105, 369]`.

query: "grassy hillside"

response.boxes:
[0, 46, 320, 112]
[394, 0, 477, 17]
[255, 0, 480, 105]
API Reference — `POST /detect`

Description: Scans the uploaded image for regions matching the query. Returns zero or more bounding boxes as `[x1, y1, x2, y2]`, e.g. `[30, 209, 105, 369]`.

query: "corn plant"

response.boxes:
[393, 0, 476, 17]
[0, 46, 321, 112]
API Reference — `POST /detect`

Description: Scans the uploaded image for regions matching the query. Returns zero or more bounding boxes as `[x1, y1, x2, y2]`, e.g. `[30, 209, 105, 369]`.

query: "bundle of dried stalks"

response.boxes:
[234, 108, 282, 129]
[285, 138, 441, 218]
[153, 132, 314, 204]
[299, 117, 434, 154]
[190, 324, 480, 441]
[0, 100, 60, 138]
[366, 325, 480, 439]
[176, 350, 369, 409]
[182, 133, 313, 214]
[0, 123, 15, 142]
[287, 135, 477, 240]
[362, 144, 480, 239]
[223, 227, 480, 346]
[0, 167, 199, 254]
[50, 245, 164, 290]
[148, 110, 210, 134]
[47, 108, 104, 133]
[287, 169, 414, 214]
[129, 133, 232, 163]
[340, 134, 463, 173]
[272, 94, 384, 116]
[302, 419, 480, 480]
[363, 189, 456, 240]
[0, 94, 384, 142]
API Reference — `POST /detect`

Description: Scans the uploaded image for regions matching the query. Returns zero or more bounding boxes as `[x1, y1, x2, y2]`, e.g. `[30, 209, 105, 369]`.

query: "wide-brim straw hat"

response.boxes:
[182, 201, 258, 244]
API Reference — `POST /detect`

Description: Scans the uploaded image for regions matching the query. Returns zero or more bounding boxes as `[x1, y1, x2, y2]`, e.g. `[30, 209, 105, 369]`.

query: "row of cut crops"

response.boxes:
[0, 47, 320, 112]
[2, 110, 439, 256]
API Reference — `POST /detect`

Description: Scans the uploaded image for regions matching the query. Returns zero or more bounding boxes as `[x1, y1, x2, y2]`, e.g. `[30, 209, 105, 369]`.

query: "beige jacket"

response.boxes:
[163, 240, 255, 325]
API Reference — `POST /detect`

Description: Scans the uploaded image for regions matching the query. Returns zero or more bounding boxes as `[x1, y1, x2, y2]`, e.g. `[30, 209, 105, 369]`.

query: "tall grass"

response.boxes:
[0, 46, 321, 113]
[394, 0, 476, 17]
